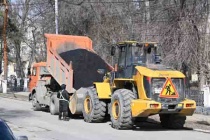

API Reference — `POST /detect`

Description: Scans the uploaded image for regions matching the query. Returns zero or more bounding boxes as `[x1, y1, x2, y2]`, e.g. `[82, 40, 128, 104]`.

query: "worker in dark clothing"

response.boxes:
[57, 84, 70, 121]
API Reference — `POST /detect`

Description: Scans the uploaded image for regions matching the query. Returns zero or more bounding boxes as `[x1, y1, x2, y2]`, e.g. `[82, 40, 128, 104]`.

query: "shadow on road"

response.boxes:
[132, 118, 193, 131]
[107, 118, 193, 131]
[133, 122, 193, 131]
[0, 108, 33, 119]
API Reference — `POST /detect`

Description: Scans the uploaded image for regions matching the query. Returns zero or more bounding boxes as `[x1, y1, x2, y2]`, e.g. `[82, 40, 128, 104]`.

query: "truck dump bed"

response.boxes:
[45, 34, 112, 93]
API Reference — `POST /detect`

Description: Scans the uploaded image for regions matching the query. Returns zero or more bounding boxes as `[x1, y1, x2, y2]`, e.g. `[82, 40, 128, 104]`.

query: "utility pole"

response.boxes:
[0, 37, 2, 74]
[55, 0, 58, 34]
[2, 0, 8, 80]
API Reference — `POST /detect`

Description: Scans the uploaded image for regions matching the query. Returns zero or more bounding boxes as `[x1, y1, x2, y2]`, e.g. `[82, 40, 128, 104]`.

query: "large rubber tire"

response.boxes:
[82, 87, 106, 123]
[32, 93, 41, 111]
[110, 89, 135, 129]
[49, 95, 59, 115]
[159, 114, 186, 129]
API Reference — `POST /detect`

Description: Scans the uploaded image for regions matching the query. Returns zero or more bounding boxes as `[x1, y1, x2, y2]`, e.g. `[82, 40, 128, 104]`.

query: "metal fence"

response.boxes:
[0, 78, 28, 93]
[185, 90, 204, 106]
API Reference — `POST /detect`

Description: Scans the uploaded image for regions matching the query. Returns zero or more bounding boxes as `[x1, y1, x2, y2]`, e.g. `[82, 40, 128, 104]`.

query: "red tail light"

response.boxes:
[186, 103, 194, 107]
[150, 104, 159, 108]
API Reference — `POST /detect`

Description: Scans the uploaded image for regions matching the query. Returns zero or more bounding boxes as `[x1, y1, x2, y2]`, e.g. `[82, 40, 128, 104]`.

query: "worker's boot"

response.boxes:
[58, 112, 62, 120]
[63, 112, 69, 121]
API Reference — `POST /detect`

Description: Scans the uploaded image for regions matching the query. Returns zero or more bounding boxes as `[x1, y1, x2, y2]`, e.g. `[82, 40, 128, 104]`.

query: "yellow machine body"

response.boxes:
[95, 42, 196, 118]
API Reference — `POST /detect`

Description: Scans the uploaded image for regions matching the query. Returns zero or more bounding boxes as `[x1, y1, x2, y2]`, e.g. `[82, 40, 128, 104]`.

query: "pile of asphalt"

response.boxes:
[59, 49, 110, 90]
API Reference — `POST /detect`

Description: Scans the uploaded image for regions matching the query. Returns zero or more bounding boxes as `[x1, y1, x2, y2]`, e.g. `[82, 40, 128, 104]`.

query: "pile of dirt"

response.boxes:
[59, 49, 110, 90]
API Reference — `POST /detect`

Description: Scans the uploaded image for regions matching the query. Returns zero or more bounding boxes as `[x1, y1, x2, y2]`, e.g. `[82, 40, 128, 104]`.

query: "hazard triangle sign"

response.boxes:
[159, 78, 179, 98]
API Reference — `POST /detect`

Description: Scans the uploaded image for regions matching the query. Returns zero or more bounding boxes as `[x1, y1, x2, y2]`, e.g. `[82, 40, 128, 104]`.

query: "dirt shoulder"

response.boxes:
[149, 114, 210, 131]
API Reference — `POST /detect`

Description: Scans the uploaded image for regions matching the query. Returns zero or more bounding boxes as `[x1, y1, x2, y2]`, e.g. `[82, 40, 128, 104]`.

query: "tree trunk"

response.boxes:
[14, 40, 24, 78]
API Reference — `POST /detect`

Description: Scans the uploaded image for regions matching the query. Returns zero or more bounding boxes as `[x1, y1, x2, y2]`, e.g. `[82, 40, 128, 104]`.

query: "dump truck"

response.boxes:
[29, 34, 196, 129]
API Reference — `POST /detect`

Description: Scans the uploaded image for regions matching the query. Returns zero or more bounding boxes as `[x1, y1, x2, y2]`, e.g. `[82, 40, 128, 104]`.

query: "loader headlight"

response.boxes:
[177, 103, 183, 107]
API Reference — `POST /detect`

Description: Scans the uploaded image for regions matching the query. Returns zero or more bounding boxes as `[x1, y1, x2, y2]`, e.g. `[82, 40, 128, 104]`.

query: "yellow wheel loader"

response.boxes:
[93, 41, 196, 129]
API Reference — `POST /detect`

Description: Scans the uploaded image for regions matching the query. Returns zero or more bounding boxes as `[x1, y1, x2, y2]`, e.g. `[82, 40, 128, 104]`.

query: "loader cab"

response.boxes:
[112, 41, 161, 78]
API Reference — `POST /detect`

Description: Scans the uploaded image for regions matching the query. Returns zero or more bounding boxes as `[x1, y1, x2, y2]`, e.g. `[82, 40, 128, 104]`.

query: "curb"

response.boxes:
[194, 129, 210, 134]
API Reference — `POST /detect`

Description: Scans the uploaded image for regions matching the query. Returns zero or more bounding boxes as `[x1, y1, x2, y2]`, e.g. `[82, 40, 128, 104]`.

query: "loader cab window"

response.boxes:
[118, 44, 132, 66]
[118, 44, 133, 78]
[117, 46, 126, 78]
[133, 45, 145, 64]
[118, 46, 126, 67]
[125, 45, 133, 78]
[126, 45, 132, 66]
[133, 43, 161, 65]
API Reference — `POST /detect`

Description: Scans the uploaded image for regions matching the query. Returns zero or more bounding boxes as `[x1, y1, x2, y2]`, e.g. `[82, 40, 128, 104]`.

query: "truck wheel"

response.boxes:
[50, 95, 59, 115]
[160, 114, 186, 129]
[32, 93, 41, 111]
[82, 87, 106, 123]
[110, 89, 135, 129]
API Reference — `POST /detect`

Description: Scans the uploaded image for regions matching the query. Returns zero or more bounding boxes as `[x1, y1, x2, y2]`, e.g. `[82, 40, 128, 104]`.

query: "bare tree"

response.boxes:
[8, 0, 210, 89]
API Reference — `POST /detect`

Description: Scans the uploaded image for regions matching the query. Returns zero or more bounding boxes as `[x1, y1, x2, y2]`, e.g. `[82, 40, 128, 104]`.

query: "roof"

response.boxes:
[135, 66, 185, 78]
[32, 62, 47, 67]
[117, 41, 137, 45]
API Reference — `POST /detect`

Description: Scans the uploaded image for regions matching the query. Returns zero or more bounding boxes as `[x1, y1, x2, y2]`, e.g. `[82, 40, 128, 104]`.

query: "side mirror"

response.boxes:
[17, 136, 28, 140]
[27, 68, 31, 76]
[111, 46, 116, 56]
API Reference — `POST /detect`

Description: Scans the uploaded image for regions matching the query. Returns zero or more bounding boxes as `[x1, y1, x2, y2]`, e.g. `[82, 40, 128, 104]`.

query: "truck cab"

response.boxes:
[28, 62, 48, 92]
[28, 61, 60, 115]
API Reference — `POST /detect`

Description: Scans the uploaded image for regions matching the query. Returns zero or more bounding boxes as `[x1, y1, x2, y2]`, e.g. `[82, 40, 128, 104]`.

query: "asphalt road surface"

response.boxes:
[0, 97, 209, 140]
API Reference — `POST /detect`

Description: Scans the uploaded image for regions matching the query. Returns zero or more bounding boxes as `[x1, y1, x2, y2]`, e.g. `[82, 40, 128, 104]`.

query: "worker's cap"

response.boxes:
[61, 84, 66, 90]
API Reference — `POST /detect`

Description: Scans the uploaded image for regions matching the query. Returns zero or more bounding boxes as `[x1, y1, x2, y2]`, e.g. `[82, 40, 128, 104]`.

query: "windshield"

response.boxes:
[0, 121, 16, 140]
[132, 44, 161, 65]
[133, 45, 145, 64]
[118, 46, 126, 66]
[40, 66, 50, 75]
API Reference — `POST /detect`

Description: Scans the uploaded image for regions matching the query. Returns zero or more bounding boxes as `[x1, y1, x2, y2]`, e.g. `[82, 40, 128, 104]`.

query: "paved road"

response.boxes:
[0, 97, 209, 140]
